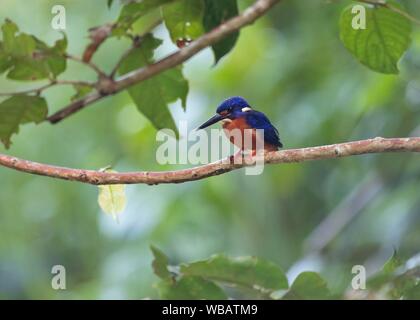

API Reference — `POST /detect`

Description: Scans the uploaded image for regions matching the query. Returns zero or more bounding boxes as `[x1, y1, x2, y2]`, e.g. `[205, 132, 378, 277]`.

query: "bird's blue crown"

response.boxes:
[216, 96, 250, 114]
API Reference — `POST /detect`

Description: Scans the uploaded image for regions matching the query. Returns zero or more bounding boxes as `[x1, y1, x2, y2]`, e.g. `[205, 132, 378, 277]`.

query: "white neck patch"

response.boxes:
[241, 107, 252, 112]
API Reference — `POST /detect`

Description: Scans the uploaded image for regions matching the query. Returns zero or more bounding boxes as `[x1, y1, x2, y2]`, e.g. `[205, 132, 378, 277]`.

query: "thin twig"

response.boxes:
[55, 79, 96, 87]
[0, 83, 55, 97]
[0, 79, 95, 97]
[65, 53, 108, 78]
[0, 137, 419, 185]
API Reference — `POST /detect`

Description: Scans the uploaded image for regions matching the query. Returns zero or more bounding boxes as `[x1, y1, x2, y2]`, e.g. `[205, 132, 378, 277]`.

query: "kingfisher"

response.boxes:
[197, 97, 282, 154]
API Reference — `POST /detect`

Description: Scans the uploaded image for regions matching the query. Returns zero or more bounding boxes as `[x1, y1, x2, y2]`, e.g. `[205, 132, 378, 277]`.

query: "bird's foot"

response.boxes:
[229, 150, 265, 165]
[229, 150, 244, 164]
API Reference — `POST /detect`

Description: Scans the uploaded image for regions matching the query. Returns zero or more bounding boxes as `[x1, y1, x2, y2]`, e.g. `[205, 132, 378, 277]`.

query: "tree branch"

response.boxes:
[0, 137, 419, 186]
[46, 0, 281, 124]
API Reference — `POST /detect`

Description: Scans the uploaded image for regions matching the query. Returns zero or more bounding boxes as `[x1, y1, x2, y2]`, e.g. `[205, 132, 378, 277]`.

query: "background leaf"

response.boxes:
[98, 171, 126, 221]
[71, 84, 93, 101]
[157, 276, 227, 300]
[118, 34, 188, 133]
[2, 19, 35, 57]
[180, 254, 288, 293]
[151, 245, 172, 280]
[162, 0, 205, 46]
[203, 0, 239, 63]
[0, 43, 13, 73]
[0, 95, 47, 148]
[0, 20, 67, 80]
[118, 0, 174, 28]
[282, 272, 330, 300]
[339, 1, 412, 74]
[382, 250, 404, 274]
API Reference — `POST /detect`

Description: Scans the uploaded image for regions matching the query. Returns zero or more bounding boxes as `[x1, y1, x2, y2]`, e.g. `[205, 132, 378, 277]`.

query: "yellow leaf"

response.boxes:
[97, 170, 126, 221]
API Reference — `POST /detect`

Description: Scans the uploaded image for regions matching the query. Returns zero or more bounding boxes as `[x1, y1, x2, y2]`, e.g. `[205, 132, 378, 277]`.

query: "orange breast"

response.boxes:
[222, 118, 257, 151]
[222, 118, 277, 151]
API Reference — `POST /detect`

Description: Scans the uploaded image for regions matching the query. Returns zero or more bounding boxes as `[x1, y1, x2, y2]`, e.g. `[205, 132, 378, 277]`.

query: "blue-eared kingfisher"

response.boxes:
[197, 96, 283, 152]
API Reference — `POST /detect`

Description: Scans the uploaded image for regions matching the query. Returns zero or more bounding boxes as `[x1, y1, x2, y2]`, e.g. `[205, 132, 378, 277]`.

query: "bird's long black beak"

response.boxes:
[196, 114, 226, 130]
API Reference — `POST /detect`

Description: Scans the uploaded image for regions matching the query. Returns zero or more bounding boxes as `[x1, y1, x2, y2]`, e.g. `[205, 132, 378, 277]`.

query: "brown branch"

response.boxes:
[47, 0, 281, 124]
[82, 23, 114, 64]
[0, 137, 419, 186]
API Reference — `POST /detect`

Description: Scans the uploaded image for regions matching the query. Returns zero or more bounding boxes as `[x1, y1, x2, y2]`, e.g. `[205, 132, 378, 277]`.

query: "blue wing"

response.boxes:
[245, 111, 283, 148]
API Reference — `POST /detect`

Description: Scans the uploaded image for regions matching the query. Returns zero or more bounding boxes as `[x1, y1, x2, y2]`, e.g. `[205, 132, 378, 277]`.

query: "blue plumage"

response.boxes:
[198, 96, 283, 150]
[244, 111, 283, 148]
[216, 96, 250, 114]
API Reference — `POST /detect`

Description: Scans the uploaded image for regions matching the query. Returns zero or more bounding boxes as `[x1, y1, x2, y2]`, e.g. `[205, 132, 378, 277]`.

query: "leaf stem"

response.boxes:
[0, 79, 96, 97]
[65, 53, 108, 78]
[0, 83, 55, 97]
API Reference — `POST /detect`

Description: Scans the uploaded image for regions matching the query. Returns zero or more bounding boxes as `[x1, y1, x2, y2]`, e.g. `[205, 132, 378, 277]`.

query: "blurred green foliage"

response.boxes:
[340, 0, 412, 74]
[0, 0, 420, 299]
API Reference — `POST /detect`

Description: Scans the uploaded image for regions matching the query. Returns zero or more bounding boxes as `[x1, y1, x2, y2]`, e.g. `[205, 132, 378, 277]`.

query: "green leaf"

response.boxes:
[1, 20, 67, 80]
[115, 0, 175, 37]
[339, 1, 412, 74]
[157, 276, 227, 300]
[383, 250, 404, 274]
[402, 282, 420, 299]
[7, 58, 52, 81]
[368, 250, 405, 289]
[46, 35, 68, 77]
[98, 170, 127, 221]
[2, 19, 35, 57]
[30, 34, 67, 79]
[151, 245, 172, 280]
[282, 272, 330, 300]
[0, 43, 14, 74]
[180, 254, 288, 293]
[203, 0, 239, 63]
[71, 84, 93, 101]
[118, 0, 175, 28]
[0, 95, 48, 149]
[118, 34, 188, 133]
[162, 0, 205, 46]
[107, 0, 114, 9]
[126, 68, 187, 133]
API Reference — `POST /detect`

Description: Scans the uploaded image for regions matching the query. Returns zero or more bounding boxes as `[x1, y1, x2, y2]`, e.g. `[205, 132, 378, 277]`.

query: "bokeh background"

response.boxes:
[0, 0, 420, 299]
